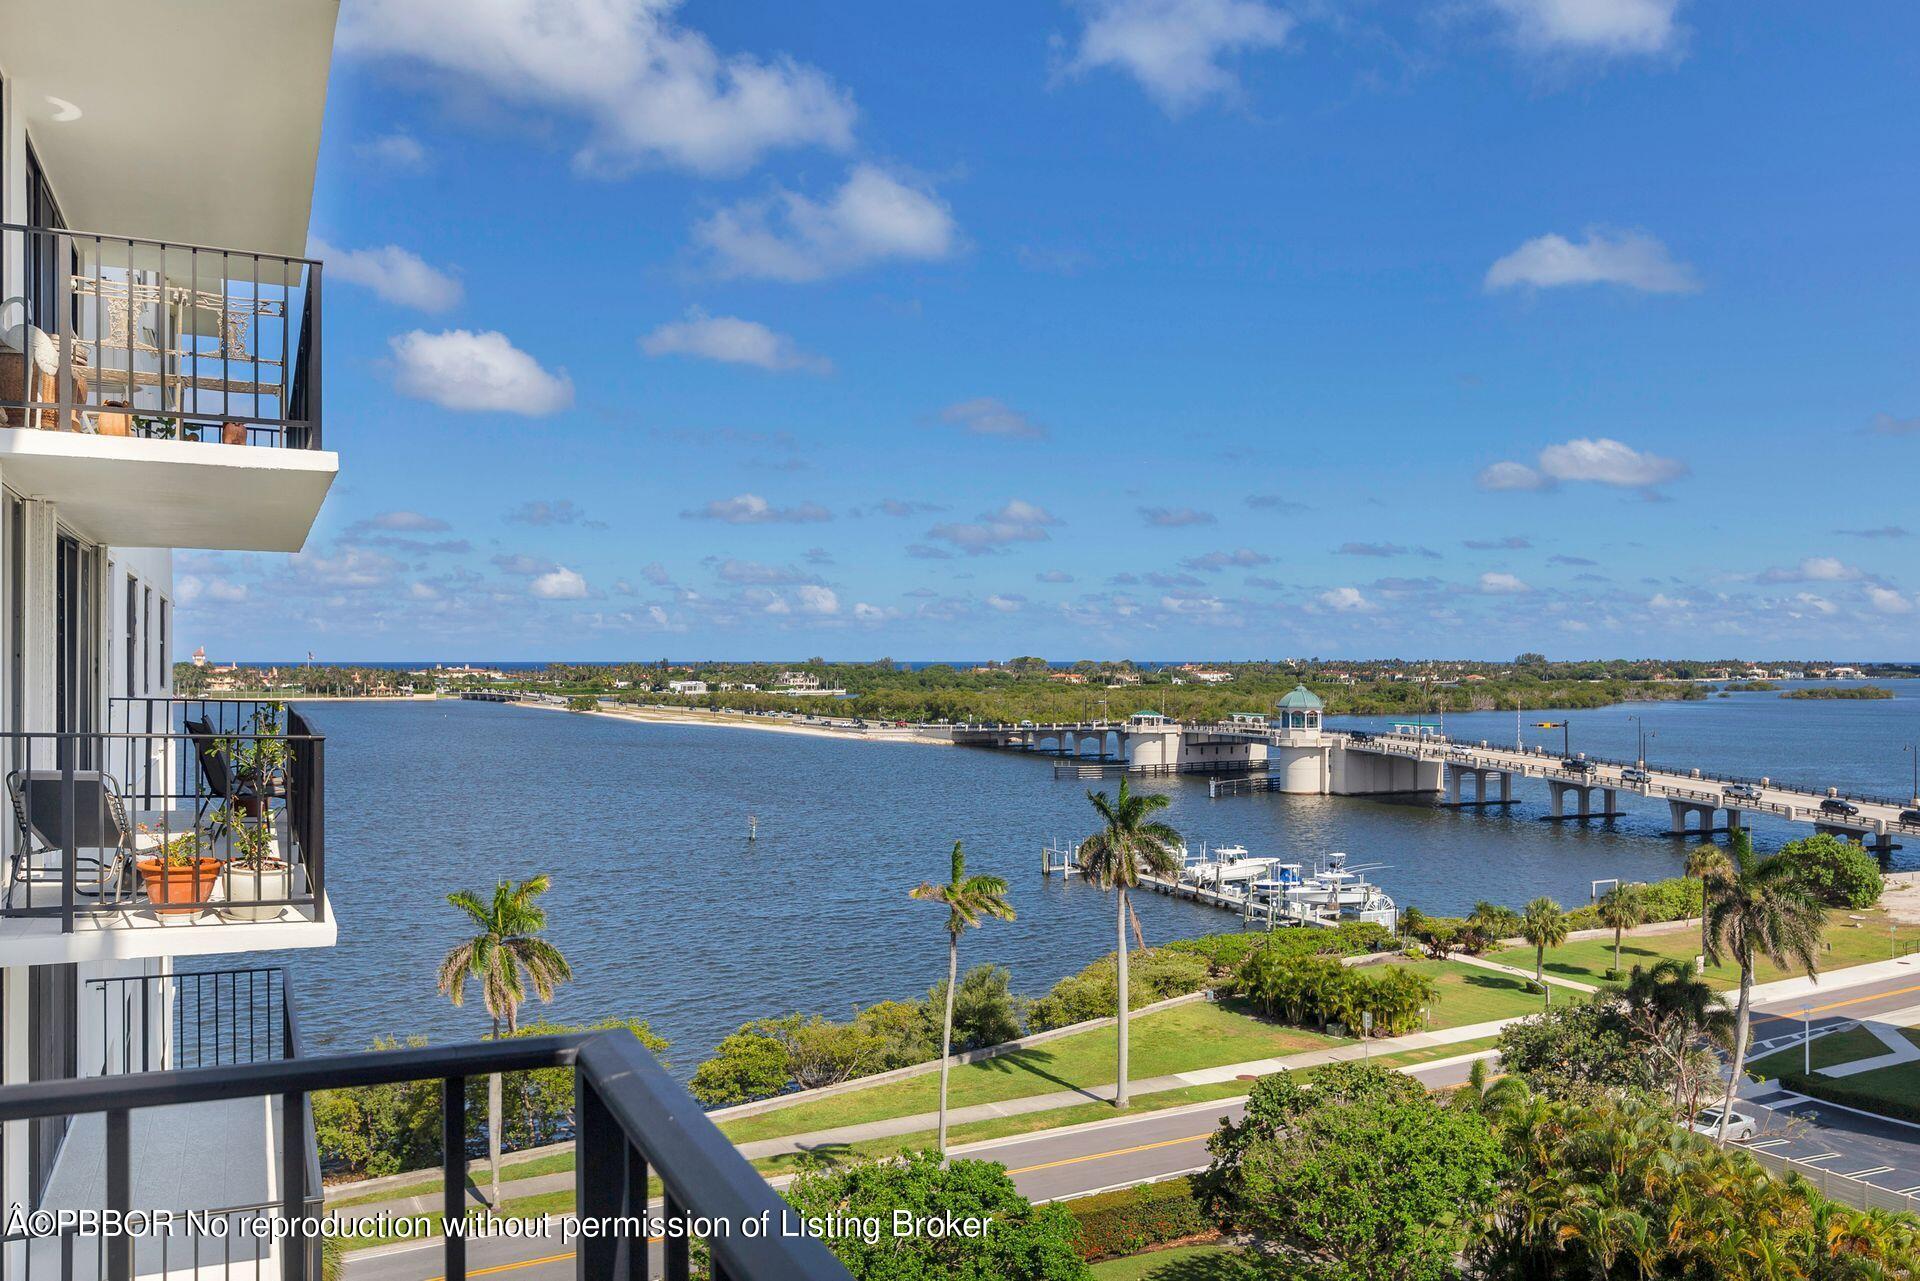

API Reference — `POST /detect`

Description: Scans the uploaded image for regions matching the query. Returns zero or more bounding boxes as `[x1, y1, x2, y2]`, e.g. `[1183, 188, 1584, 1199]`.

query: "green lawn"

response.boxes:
[1394, 960, 1560, 1025]
[1803, 1030, 1920, 1113]
[1488, 909, 1920, 990]
[718, 1001, 1344, 1145]
[1090, 1245, 1249, 1280]
[1747, 1025, 1889, 1080]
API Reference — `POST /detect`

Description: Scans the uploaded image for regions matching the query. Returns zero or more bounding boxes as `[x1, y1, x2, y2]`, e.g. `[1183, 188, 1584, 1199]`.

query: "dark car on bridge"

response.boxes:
[1561, 758, 1596, 774]
[1902, 808, 1920, 826]
[1821, 797, 1861, 817]
[1347, 730, 1374, 743]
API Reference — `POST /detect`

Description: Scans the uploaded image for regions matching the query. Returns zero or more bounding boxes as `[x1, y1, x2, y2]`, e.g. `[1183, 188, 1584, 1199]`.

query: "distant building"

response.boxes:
[668, 680, 709, 695]
[191, 646, 209, 668]
[1190, 670, 1232, 684]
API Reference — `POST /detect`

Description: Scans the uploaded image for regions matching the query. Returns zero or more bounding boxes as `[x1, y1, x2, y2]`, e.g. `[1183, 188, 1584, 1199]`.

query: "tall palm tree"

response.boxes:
[1519, 896, 1569, 988]
[909, 840, 1015, 1156]
[1705, 830, 1825, 1143]
[1686, 844, 1732, 974]
[1597, 882, 1647, 975]
[1076, 779, 1182, 1108]
[438, 874, 573, 1202]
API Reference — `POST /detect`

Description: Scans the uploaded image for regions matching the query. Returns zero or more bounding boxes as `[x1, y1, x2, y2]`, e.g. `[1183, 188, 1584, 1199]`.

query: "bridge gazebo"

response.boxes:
[1275, 684, 1324, 732]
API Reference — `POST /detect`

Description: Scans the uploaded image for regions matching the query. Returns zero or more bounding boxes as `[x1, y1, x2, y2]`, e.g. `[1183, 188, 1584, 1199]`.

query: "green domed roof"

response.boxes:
[1276, 684, 1325, 711]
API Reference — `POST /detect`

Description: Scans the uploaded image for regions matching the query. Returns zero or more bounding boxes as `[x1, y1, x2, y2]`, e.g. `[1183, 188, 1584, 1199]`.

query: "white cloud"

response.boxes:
[927, 500, 1060, 554]
[1139, 506, 1216, 528]
[1537, 438, 1687, 486]
[795, 585, 839, 615]
[695, 165, 958, 282]
[530, 566, 590, 599]
[355, 510, 450, 533]
[939, 398, 1045, 440]
[986, 594, 1026, 613]
[1790, 592, 1837, 617]
[1647, 592, 1689, 609]
[1756, 557, 1860, 584]
[1480, 437, 1687, 492]
[355, 132, 428, 169]
[338, 0, 856, 176]
[311, 239, 463, 311]
[177, 574, 250, 605]
[1181, 548, 1271, 572]
[389, 330, 573, 415]
[1319, 586, 1374, 612]
[640, 308, 829, 373]
[1866, 586, 1915, 615]
[1066, 0, 1294, 113]
[1486, 0, 1684, 57]
[1479, 571, 1531, 594]
[1486, 230, 1697, 294]
[1476, 460, 1551, 492]
[681, 493, 833, 524]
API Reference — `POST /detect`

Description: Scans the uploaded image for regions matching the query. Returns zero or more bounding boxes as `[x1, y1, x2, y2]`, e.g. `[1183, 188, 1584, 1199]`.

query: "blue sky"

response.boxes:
[180, 0, 1920, 662]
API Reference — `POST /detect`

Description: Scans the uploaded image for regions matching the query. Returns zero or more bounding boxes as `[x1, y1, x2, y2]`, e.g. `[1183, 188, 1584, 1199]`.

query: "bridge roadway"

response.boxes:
[952, 718, 1919, 854]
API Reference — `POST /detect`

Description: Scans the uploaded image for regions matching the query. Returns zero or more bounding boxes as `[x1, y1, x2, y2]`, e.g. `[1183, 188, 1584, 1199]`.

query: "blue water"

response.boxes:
[263, 681, 1920, 1068]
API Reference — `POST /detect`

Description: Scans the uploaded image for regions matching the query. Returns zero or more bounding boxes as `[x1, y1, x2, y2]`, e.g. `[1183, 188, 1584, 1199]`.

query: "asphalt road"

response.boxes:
[346, 965, 1920, 1281]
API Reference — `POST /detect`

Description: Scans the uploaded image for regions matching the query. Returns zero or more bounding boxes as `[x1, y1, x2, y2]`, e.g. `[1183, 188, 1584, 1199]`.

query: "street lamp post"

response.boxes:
[1627, 715, 1655, 768]
[1803, 1005, 1813, 1075]
[1905, 743, 1918, 806]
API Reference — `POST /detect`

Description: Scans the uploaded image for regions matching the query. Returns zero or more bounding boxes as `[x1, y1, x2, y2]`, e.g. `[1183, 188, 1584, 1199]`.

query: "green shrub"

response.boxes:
[927, 963, 1025, 1051]
[1027, 949, 1211, 1031]
[690, 1027, 792, 1106]
[1775, 833, 1883, 908]
[1063, 1176, 1215, 1262]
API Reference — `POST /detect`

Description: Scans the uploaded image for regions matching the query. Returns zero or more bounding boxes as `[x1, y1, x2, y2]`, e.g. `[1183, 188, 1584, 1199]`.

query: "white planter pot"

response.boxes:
[221, 861, 294, 922]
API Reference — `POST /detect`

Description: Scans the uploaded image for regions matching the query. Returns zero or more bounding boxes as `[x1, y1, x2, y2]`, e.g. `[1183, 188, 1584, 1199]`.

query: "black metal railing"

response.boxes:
[0, 1033, 849, 1281]
[1, 223, 321, 448]
[88, 967, 291, 1076]
[2, 700, 324, 931]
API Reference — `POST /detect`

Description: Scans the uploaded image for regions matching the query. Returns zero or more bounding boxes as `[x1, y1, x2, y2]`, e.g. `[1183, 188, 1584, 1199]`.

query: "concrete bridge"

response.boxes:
[951, 703, 1917, 858]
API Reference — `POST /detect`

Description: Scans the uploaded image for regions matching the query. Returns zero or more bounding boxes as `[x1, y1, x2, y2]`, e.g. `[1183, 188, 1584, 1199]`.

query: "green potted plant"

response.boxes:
[218, 704, 291, 819]
[135, 830, 221, 914]
[215, 803, 293, 922]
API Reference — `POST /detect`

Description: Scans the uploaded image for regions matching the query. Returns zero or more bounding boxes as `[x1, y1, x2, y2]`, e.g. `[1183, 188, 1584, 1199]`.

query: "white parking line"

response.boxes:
[1898, 1184, 1920, 1195]
[1747, 1138, 1792, 1150]
[1842, 1165, 1894, 1179]
[1798, 1151, 1842, 1163]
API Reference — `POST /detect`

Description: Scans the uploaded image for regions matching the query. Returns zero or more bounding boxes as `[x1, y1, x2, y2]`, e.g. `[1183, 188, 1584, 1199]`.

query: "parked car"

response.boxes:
[1724, 783, 1763, 802]
[1562, 758, 1596, 774]
[1821, 797, 1861, 817]
[1688, 1108, 1758, 1142]
[1621, 767, 1651, 784]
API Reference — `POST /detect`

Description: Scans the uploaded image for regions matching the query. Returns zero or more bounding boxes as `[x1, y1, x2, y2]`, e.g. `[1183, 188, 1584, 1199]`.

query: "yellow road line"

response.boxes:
[1004, 1131, 1210, 1175]
[1769, 981, 1920, 1020]
[425, 1250, 575, 1281]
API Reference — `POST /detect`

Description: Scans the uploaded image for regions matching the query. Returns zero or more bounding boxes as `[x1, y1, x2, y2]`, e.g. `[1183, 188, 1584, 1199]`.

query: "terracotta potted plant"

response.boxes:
[217, 805, 293, 922]
[136, 831, 221, 915]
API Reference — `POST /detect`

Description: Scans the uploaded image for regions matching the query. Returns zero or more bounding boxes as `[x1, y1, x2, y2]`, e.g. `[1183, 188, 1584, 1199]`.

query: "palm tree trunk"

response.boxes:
[1115, 887, 1130, 1109]
[936, 933, 958, 1157]
[490, 1011, 507, 1204]
[1535, 943, 1545, 984]
[1718, 960, 1754, 1145]
[1614, 925, 1624, 973]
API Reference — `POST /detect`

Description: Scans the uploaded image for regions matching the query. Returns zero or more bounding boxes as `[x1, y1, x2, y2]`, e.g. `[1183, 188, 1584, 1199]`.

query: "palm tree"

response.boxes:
[909, 840, 1015, 1155]
[1076, 779, 1182, 1108]
[1597, 882, 1648, 975]
[1685, 844, 1732, 974]
[1519, 896, 1569, 989]
[1704, 830, 1825, 1143]
[438, 874, 573, 1202]
[1614, 958, 1733, 1115]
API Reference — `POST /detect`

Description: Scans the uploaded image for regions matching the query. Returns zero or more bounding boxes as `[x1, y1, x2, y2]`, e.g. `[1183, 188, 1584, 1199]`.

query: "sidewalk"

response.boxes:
[1446, 951, 1600, 994]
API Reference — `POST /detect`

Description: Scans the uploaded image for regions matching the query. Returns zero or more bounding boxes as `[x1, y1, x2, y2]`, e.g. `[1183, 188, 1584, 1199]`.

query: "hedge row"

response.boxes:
[1777, 1073, 1920, 1126]
[1062, 1176, 1217, 1262]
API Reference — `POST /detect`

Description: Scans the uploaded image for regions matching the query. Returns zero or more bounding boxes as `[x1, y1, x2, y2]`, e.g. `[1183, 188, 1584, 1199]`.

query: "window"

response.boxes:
[24, 141, 69, 333]
[126, 574, 139, 698]
[143, 586, 152, 694]
[159, 599, 169, 691]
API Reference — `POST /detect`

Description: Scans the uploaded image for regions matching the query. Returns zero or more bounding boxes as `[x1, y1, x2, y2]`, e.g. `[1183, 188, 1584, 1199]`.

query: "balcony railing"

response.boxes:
[89, 966, 293, 1076]
[2, 700, 323, 932]
[1, 223, 320, 449]
[0, 1031, 850, 1281]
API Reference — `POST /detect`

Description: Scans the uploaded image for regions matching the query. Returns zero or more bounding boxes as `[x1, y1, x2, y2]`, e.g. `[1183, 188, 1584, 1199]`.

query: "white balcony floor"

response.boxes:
[32, 1095, 287, 1280]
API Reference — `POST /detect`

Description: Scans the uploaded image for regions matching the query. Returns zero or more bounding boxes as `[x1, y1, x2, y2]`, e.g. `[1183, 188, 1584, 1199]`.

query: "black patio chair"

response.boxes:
[5, 769, 139, 906]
